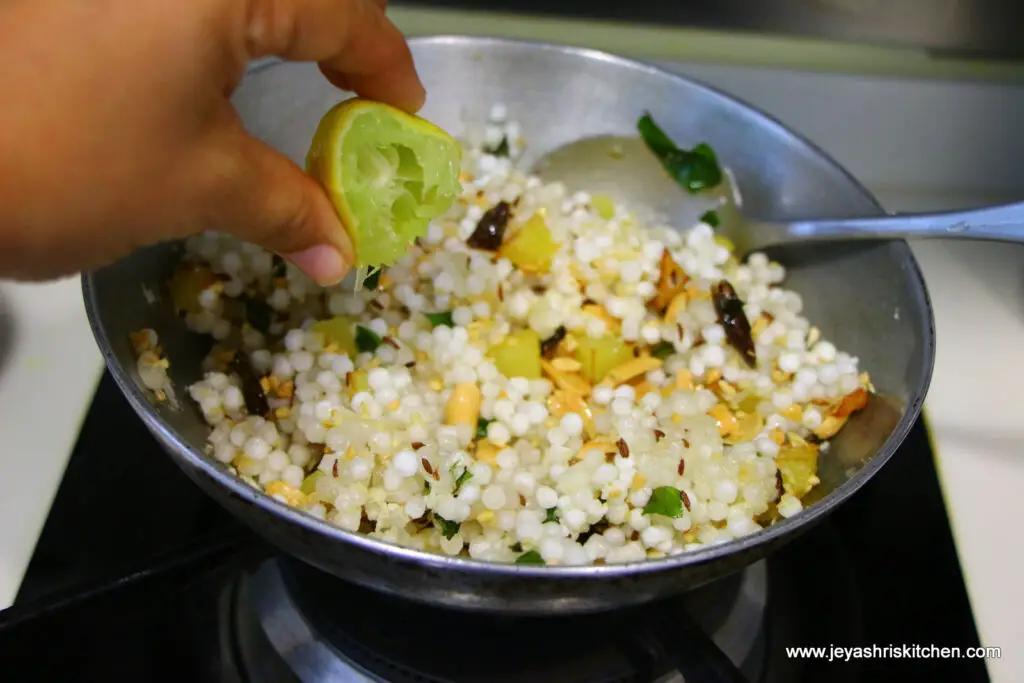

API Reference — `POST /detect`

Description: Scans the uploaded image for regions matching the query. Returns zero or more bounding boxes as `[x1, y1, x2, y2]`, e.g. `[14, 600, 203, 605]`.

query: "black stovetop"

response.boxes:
[0, 372, 989, 682]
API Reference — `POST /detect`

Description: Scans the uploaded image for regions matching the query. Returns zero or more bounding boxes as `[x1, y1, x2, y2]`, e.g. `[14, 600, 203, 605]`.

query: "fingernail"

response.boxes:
[284, 245, 349, 286]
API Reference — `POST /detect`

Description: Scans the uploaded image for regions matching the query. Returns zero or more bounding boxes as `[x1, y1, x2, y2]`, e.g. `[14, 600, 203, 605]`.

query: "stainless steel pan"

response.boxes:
[82, 36, 934, 614]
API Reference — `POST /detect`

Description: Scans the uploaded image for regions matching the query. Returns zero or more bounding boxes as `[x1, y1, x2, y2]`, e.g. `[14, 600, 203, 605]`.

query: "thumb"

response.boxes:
[216, 129, 355, 286]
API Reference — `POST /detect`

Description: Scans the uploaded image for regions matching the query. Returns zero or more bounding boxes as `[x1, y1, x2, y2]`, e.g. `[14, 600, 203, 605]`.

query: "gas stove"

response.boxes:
[0, 372, 989, 682]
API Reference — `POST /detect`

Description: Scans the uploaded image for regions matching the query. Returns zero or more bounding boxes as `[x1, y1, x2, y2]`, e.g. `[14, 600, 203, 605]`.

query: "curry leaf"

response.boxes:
[363, 267, 383, 290]
[425, 311, 455, 328]
[637, 113, 723, 194]
[700, 210, 720, 227]
[436, 516, 461, 540]
[476, 417, 494, 440]
[643, 486, 685, 518]
[515, 550, 545, 565]
[651, 342, 675, 360]
[354, 326, 383, 354]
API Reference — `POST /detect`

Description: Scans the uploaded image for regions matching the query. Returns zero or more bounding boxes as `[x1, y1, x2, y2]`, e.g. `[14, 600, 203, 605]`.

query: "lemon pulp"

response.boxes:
[306, 99, 462, 270]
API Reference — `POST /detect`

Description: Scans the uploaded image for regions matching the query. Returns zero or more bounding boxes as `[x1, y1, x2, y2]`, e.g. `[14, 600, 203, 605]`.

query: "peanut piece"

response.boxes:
[602, 356, 662, 387]
[542, 360, 592, 396]
[446, 383, 482, 426]
[814, 415, 848, 440]
[665, 292, 689, 321]
[265, 481, 306, 507]
[474, 442, 501, 465]
[582, 304, 621, 333]
[708, 403, 738, 437]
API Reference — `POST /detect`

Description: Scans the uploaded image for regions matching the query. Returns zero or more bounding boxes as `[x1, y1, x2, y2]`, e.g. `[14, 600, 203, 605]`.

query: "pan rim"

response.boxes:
[82, 34, 935, 579]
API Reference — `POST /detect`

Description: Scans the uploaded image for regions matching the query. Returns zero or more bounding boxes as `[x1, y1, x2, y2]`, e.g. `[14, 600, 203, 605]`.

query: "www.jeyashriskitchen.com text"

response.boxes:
[786, 644, 1001, 663]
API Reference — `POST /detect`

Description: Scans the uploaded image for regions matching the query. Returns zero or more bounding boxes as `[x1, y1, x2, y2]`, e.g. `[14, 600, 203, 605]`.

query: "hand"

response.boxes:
[0, 0, 424, 284]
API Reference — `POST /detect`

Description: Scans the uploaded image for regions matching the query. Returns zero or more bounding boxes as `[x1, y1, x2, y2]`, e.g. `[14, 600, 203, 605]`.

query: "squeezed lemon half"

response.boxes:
[306, 98, 462, 271]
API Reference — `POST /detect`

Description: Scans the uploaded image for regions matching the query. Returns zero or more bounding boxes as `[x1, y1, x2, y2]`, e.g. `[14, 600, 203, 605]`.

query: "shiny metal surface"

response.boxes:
[81, 36, 934, 614]
[534, 134, 1024, 257]
[235, 560, 767, 682]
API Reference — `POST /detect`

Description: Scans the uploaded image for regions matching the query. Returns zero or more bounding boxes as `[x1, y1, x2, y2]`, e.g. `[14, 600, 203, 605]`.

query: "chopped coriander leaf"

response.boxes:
[643, 486, 685, 518]
[544, 507, 560, 524]
[637, 113, 722, 194]
[651, 342, 674, 360]
[363, 267, 383, 290]
[700, 210, 720, 227]
[354, 326, 383, 353]
[435, 516, 460, 540]
[476, 417, 494, 440]
[486, 136, 510, 157]
[425, 311, 455, 328]
[515, 550, 545, 565]
[453, 468, 473, 495]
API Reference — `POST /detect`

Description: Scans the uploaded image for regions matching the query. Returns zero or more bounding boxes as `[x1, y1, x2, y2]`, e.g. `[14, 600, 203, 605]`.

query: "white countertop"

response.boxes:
[0, 277, 102, 603]
[0, 60, 1021, 681]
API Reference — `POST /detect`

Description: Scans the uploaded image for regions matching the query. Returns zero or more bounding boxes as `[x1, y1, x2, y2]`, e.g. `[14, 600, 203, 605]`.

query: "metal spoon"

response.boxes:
[531, 135, 1024, 258]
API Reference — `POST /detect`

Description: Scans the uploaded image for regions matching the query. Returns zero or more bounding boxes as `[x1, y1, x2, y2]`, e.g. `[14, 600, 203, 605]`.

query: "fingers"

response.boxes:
[211, 127, 355, 286]
[245, 0, 424, 112]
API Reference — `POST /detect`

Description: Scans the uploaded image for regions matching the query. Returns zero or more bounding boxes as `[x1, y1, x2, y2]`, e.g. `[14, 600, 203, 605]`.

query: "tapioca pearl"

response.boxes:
[603, 527, 627, 547]
[507, 377, 530, 397]
[348, 457, 371, 480]
[591, 463, 618, 486]
[778, 352, 801, 373]
[700, 324, 725, 346]
[284, 329, 305, 352]
[243, 437, 270, 460]
[614, 385, 636, 402]
[813, 341, 837, 362]
[817, 364, 839, 385]
[522, 401, 548, 425]
[367, 368, 391, 392]
[271, 355, 294, 379]
[627, 508, 651, 531]
[392, 450, 419, 478]
[496, 449, 519, 469]
[281, 465, 304, 488]
[592, 385, 614, 406]
[702, 345, 726, 368]
[487, 421, 511, 446]
[482, 485, 507, 510]
[611, 399, 632, 417]
[538, 538, 564, 563]
[268, 449, 290, 471]
[771, 391, 793, 410]
[838, 373, 860, 394]
[754, 436, 779, 457]
[509, 413, 531, 436]
[714, 480, 739, 504]
[547, 427, 569, 447]
[404, 497, 427, 520]
[288, 444, 311, 467]
[535, 486, 559, 509]
[559, 413, 584, 437]
[777, 494, 803, 518]
[214, 443, 236, 463]
[640, 525, 672, 549]
[223, 386, 245, 413]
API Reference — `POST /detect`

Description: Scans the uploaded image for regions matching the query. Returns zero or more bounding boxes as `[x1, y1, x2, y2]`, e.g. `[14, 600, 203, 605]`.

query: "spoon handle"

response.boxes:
[777, 200, 1024, 245]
